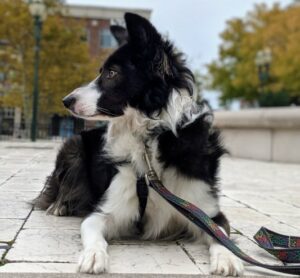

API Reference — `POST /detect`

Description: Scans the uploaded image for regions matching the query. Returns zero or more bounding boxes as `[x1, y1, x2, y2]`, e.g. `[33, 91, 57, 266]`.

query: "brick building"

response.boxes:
[65, 5, 151, 58]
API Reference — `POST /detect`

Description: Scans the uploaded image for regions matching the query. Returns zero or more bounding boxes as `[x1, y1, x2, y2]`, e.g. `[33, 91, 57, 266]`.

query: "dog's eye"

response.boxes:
[107, 70, 117, 79]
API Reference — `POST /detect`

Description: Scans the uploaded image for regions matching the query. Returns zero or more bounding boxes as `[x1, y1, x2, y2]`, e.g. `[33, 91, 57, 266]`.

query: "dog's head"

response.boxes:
[63, 13, 193, 120]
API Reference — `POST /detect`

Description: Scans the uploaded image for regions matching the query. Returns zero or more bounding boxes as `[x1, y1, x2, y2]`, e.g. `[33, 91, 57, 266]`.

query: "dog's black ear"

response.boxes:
[110, 25, 128, 46]
[125, 13, 162, 53]
[125, 12, 170, 76]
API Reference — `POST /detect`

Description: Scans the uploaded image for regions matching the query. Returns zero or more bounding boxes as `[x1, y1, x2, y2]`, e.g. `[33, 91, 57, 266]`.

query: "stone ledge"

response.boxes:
[214, 107, 300, 129]
[213, 108, 300, 163]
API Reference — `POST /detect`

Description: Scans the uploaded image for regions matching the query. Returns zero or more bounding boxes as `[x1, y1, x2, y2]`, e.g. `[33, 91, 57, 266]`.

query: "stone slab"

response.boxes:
[5, 229, 81, 263]
[23, 211, 82, 230]
[0, 263, 77, 273]
[6, 229, 200, 274]
[0, 219, 24, 242]
[0, 201, 32, 219]
[0, 243, 9, 258]
[108, 244, 201, 274]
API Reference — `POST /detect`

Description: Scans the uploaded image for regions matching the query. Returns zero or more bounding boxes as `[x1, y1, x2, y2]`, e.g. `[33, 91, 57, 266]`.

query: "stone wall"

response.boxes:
[214, 108, 300, 163]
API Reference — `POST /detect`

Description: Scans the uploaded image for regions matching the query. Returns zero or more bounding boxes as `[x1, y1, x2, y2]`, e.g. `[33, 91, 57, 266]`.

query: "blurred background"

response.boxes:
[0, 0, 299, 162]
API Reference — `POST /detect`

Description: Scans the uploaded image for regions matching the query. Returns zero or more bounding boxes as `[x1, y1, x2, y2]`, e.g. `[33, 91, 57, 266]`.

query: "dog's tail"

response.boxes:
[33, 135, 93, 216]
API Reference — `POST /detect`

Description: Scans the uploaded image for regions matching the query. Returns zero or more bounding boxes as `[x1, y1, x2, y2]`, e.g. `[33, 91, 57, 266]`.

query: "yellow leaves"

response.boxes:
[208, 3, 300, 104]
[0, 0, 106, 118]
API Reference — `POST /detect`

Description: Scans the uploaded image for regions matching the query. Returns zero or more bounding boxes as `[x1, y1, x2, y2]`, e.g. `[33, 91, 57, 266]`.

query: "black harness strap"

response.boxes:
[135, 177, 149, 234]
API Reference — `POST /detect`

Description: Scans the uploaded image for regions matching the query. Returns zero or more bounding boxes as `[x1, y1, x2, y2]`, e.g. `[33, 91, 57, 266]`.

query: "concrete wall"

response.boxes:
[214, 108, 300, 163]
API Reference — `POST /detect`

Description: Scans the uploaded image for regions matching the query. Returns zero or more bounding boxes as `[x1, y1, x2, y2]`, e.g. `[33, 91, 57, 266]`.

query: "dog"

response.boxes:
[34, 13, 244, 276]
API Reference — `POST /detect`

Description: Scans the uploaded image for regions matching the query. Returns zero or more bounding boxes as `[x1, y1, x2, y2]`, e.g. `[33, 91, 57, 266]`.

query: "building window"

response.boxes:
[80, 28, 90, 42]
[99, 28, 117, 48]
[0, 72, 5, 82]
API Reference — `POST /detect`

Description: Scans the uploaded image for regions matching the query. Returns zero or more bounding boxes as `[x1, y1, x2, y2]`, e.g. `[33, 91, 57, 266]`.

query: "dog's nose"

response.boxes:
[62, 97, 76, 109]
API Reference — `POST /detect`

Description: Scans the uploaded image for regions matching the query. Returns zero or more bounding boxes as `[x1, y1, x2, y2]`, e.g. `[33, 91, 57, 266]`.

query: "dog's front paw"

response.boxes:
[210, 245, 244, 276]
[77, 247, 109, 274]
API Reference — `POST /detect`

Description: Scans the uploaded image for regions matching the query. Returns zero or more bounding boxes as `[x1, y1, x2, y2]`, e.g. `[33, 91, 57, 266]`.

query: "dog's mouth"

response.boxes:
[68, 107, 120, 120]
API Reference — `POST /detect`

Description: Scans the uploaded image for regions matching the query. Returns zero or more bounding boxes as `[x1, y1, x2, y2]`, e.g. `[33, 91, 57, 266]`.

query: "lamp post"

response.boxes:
[28, 0, 47, 142]
[255, 48, 272, 93]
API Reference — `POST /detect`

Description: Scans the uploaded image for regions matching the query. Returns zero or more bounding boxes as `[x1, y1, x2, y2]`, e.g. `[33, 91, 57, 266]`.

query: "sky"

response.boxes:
[66, 0, 292, 108]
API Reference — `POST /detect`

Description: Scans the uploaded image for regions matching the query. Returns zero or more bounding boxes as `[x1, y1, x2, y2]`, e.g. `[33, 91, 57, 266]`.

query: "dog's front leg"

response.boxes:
[204, 212, 244, 276]
[78, 212, 109, 274]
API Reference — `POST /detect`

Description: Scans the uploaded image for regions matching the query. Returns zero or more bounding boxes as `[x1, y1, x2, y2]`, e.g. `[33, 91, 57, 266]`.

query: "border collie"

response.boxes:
[35, 13, 243, 276]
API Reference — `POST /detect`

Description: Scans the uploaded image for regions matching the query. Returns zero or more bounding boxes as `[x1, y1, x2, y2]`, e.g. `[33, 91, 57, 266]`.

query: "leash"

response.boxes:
[143, 146, 300, 275]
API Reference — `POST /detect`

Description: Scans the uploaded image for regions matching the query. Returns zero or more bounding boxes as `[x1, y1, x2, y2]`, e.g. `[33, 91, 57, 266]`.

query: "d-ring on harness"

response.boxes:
[143, 145, 300, 275]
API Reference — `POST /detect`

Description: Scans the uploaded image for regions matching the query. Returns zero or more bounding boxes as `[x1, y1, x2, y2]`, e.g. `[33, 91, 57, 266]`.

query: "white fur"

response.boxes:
[78, 90, 244, 276]
[205, 228, 244, 277]
[64, 77, 108, 120]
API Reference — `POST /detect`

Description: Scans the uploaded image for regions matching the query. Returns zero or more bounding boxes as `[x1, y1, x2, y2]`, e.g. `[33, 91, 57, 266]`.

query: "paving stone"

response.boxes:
[0, 179, 45, 192]
[179, 241, 209, 265]
[0, 219, 24, 242]
[0, 246, 201, 276]
[6, 228, 200, 274]
[0, 191, 38, 203]
[0, 201, 32, 219]
[234, 199, 300, 216]
[0, 263, 77, 273]
[219, 195, 245, 208]
[24, 211, 82, 230]
[271, 215, 300, 231]
[5, 229, 81, 263]
[108, 244, 201, 274]
[244, 266, 293, 277]
[221, 208, 300, 247]
[0, 243, 9, 258]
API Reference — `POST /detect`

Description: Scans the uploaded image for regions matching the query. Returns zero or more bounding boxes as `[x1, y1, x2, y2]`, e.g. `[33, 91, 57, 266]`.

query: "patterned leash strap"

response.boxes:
[254, 227, 300, 264]
[143, 144, 300, 275]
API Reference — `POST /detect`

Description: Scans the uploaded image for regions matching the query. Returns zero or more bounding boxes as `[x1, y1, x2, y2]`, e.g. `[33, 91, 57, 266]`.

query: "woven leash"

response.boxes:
[254, 227, 300, 264]
[143, 146, 300, 275]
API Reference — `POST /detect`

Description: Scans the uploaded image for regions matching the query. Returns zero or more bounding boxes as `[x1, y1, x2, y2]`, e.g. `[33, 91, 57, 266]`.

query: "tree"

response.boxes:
[0, 0, 103, 128]
[207, 3, 300, 106]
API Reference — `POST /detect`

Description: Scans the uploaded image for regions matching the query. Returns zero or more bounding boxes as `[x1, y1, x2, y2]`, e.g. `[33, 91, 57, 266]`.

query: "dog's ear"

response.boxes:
[125, 13, 170, 76]
[110, 25, 128, 46]
[124, 13, 161, 49]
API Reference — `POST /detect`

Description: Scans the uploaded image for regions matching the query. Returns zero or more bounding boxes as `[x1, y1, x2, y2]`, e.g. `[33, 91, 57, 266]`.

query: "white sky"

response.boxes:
[66, 0, 292, 71]
[66, 0, 292, 109]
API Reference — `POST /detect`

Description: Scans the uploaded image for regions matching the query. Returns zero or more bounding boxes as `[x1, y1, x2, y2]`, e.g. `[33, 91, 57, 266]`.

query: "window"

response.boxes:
[0, 72, 5, 82]
[99, 28, 118, 48]
[80, 28, 90, 42]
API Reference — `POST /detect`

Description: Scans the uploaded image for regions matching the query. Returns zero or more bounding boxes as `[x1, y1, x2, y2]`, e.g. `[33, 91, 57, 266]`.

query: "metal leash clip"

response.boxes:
[143, 145, 159, 186]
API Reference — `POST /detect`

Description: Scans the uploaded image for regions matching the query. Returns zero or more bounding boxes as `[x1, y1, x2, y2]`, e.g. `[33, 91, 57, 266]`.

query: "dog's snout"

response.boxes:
[62, 97, 76, 109]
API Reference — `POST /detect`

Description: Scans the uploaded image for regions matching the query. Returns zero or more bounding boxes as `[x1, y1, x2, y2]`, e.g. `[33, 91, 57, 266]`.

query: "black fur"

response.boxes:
[212, 212, 231, 235]
[34, 126, 117, 216]
[158, 113, 226, 196]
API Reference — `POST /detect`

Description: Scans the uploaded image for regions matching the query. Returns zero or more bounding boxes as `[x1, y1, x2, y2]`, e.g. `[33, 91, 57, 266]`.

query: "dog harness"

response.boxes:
[142, 145, 300, 276]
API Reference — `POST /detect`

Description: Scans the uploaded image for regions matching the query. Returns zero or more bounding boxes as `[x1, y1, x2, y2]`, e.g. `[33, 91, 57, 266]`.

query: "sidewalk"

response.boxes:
[0, 141, 299, 276]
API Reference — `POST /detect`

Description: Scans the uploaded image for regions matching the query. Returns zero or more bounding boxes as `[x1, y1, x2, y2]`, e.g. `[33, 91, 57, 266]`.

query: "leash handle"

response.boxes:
[254, 227, 300, 263]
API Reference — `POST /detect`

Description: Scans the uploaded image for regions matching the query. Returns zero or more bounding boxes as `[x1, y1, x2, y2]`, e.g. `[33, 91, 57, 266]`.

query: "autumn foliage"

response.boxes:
[0, 0, 103, 123]
[207, 3, 300, 106]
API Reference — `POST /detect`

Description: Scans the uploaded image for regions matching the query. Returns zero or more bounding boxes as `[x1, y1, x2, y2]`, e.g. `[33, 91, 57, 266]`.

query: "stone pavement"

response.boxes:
[0, 140, 299, 276]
